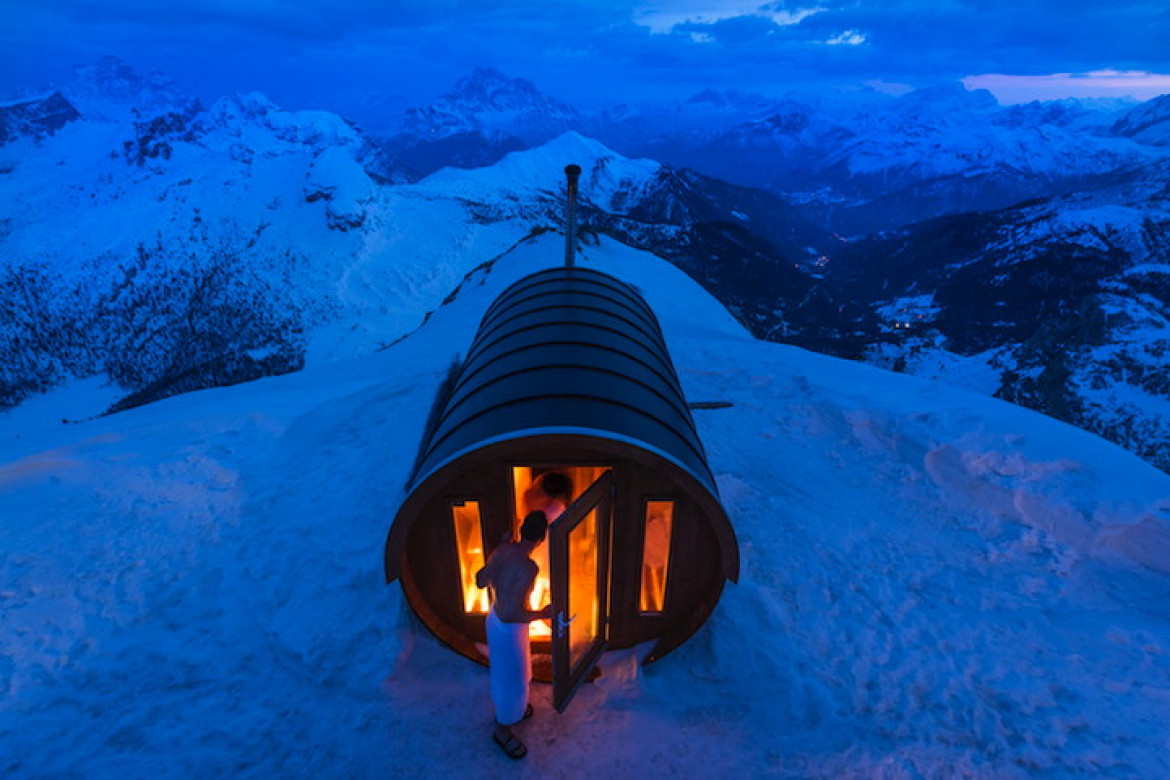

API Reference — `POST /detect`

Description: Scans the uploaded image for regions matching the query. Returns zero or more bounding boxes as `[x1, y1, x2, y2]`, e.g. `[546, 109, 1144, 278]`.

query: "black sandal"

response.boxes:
[494, 731, 527, 759]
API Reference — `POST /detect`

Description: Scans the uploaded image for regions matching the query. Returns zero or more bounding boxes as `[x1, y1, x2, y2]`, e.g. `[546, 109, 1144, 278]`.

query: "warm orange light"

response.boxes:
[639, 500, 674, 613]
[528, 571, 551, 638]
[567, 508, 601, 661]
[511, 464, 607, 639]
[452, 501, 489, 614]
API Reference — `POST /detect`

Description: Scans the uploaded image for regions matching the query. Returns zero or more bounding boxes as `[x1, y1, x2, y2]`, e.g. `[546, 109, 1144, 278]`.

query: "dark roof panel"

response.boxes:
[411, 266, 717, 492]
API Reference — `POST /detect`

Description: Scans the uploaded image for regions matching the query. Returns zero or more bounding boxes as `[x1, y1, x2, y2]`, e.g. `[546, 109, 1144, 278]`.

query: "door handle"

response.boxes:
[555, 612, 576, 638]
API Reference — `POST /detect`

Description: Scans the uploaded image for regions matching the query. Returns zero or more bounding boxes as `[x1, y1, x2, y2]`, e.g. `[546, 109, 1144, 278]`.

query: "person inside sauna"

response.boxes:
[522, 472, 571, 611]
[522, 472, 571, 521]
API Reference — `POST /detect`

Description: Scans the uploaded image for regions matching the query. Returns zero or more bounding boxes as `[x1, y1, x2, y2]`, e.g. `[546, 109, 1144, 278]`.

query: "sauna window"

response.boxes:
[452, 501, 489, 614]
[638, 500, 674, 614]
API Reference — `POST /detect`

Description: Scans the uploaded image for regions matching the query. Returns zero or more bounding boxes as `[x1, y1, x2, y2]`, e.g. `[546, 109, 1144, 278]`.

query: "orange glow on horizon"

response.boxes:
[962, 70, 1170, 104]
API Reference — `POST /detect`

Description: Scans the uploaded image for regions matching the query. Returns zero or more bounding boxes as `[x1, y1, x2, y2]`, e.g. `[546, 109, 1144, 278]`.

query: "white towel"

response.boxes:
[486, 606, 531, 725]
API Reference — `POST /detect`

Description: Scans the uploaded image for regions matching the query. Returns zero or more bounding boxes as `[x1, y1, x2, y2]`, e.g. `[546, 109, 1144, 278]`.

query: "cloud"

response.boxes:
[673, 13, 787, 45]
[1, 0, 1168, 110]
[797, 1, 1170, 81]
[0, 0, 639, 45]
[823, 29, 865, 46]
[635, 1, 824, 34]
[2, 0, 457, 39]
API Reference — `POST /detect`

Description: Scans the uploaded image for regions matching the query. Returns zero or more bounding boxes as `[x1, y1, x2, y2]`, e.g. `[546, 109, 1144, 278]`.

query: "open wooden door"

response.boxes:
[549, 469, 614, 712]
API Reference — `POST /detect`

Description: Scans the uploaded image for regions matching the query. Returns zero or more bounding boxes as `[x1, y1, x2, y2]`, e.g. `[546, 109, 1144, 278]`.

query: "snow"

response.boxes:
[304, 147, 375, 229]
[0, 93, 61, 110]
[865, 342, 1013, 397]
[0, 377, 123, 431]
[423, 132, 662, 213]
[1124, 263, 1170, 278]
[3, 233, 1170, 778]
[0, 95, 576, 395]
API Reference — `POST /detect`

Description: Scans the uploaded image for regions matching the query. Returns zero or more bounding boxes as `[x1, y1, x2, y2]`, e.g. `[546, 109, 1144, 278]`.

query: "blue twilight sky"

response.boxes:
[2, 0, 1169, 113]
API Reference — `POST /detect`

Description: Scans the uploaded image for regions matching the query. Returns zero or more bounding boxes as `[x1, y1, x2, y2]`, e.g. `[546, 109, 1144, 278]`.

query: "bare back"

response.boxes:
[476, 542, 540, 623]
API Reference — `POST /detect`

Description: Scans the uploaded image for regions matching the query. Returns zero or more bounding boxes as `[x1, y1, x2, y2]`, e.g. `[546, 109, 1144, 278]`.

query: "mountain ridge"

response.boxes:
[0, 79, 825, 417]
[3, 58, 1169, 473]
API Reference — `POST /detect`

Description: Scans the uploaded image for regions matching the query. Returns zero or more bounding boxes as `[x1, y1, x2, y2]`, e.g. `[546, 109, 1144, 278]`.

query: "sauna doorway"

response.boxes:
[512, 465, 612, 711]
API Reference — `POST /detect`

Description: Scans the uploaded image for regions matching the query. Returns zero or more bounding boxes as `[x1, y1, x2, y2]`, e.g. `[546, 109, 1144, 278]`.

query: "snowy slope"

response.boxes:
[1112, 94, 1170, 146]
[3, 233, 1169, 779]
[0, 88, 570, 411]
[828, 159, 1170, 472]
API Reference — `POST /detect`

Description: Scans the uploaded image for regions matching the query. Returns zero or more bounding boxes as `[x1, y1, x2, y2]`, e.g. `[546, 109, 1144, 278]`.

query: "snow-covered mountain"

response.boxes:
[370, 71, 1152, 229]
[377, 71, 1170, 236]
[420, 132, 839, 340]
[3, 58, 1169, 474]
[401, 67, 580, 141]
[827, 158, 1170, 470]
[0, 73, 823, 416]
[377, 68, 582, 179]
[0, 76, 429, 414]
[3, 231, 1169, 778]
[0, 92, 81, 145]
[1111, 93, 1170, 146]
[63, 55, 201, 122]
[598, 84, 1165, 236]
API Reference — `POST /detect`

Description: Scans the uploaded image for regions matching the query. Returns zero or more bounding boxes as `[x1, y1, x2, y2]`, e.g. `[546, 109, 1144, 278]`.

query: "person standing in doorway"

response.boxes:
[475, 511, 552, 759]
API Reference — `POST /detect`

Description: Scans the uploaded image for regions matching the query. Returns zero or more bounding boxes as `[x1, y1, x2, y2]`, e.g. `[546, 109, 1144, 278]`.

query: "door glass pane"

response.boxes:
[550, 469, 613, 713]
[567, 507, 600, 667]
[639, 500, 674, 613]
[451, 501, 489, 614]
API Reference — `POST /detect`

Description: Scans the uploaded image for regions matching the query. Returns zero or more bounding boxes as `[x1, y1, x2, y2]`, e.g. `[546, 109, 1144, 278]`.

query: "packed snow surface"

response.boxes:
[3, 235, 1169, 779]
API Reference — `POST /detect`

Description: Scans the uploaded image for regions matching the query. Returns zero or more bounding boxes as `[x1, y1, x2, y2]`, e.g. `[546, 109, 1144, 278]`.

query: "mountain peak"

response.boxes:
[897, 82, 999, 113]
[423, 131, 631, 181]
[1111, 92, 1170, 146]
[438, 67, 579, 123]
[532, 130, 625, 162]
[397, 68, 580, 144]
[64, 56, 197, 120]
[444, 68, 555, 111]
[0, 92, 82, 145]
[420, 131, 660, 212]
[210, 91, 281, 121]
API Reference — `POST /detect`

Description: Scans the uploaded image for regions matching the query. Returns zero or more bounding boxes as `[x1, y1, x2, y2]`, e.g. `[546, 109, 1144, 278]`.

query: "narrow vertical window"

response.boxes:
[639, 500, 674, 614]
[452, 501, 489, 614]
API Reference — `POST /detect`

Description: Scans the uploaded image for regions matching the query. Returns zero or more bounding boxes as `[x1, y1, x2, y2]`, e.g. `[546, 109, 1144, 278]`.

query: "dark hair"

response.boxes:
[520, 510, 549, 542]
[539, 472, 571, 500]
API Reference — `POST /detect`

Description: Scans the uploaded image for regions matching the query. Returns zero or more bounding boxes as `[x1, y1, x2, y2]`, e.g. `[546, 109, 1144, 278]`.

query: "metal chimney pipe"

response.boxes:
[564, 164, 581, 268]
